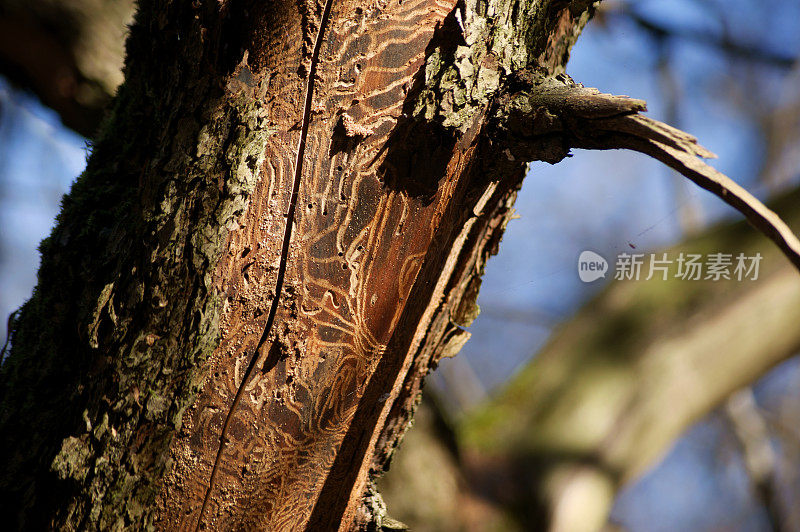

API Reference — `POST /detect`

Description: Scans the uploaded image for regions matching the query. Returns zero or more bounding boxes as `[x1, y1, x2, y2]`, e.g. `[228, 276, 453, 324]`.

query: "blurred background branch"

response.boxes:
[0, 0, 132, 137]
[382, 188, 800, 530]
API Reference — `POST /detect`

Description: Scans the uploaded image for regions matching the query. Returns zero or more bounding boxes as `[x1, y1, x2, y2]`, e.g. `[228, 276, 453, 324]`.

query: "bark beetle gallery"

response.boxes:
[0, 0, 798, 530]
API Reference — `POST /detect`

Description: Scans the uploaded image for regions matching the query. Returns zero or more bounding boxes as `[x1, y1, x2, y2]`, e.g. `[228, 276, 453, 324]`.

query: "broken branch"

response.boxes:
[494, 75, 800, 272]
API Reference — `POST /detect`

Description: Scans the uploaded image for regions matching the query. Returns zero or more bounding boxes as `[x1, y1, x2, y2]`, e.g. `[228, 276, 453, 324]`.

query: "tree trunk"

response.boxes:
[0, 0, 594, 529]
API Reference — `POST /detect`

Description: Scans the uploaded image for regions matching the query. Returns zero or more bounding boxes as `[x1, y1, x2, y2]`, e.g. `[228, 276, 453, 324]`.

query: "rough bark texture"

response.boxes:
[0, 0, 595, 529]
[0, 0, 133, 136]
[0, 1, 273, 527]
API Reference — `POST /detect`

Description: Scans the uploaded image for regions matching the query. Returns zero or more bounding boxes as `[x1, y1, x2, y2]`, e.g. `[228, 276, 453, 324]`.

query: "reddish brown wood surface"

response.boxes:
[146, 0, 600, 526]
[156, 0, 471, 528]
[0, 0, 596, 527]
[5, 0, 795, 528]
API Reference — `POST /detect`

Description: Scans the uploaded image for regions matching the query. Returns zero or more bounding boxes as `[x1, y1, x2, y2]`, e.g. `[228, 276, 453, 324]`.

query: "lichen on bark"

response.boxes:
[413, 0, 596, 132]
[1, 0, 602, 528]
[0, 2, 276, 527]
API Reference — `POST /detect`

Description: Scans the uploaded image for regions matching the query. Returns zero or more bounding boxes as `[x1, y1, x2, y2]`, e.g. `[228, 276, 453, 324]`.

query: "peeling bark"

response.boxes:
[0, 0, 596, 529]
[491, 73, 800, 272]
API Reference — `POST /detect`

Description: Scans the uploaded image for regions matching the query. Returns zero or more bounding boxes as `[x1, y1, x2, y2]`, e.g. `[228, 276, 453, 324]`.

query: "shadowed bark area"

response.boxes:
[0, 0, 133, 136]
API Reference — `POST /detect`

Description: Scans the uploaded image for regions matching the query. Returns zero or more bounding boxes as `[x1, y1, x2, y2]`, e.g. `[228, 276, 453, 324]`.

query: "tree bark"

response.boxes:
[4, 0, 799, 528]
[0, 0, 596, 529]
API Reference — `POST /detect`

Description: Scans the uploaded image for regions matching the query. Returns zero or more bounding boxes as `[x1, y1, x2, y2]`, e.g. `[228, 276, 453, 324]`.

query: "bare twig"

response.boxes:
[724, 389, 787, 532]
[495, 76, 800, 273]
[573, 113, 800, 272]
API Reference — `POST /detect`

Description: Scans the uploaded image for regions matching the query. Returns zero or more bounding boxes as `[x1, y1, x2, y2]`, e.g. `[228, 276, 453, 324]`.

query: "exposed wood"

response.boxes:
[5, 0, 795, 528]
[0, 0, 598, 529]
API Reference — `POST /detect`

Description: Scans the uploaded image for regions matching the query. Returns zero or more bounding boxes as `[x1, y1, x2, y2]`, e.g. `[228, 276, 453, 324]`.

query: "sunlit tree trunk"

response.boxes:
[0, 0, 596, 528]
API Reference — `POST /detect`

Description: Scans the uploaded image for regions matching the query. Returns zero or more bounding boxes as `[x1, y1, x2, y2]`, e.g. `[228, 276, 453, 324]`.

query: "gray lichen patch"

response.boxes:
[0, 4, 277, 526]
[51, 435, 94, 483]
[412, 0, 597, 134]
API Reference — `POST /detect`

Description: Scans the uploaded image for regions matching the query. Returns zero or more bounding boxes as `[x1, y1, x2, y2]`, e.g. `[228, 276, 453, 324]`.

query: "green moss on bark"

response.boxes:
[412, 0, 596, 133]
[0, 2, 275, 528]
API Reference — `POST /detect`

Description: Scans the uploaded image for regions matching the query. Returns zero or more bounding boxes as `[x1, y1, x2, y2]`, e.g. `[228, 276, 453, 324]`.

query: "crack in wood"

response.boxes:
[194, 0, 335, 527]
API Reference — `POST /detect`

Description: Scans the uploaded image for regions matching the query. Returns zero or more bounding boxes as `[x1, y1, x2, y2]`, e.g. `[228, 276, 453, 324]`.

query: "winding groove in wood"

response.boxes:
[158, 0, 463, 528]
[194, 0, 336, 527]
